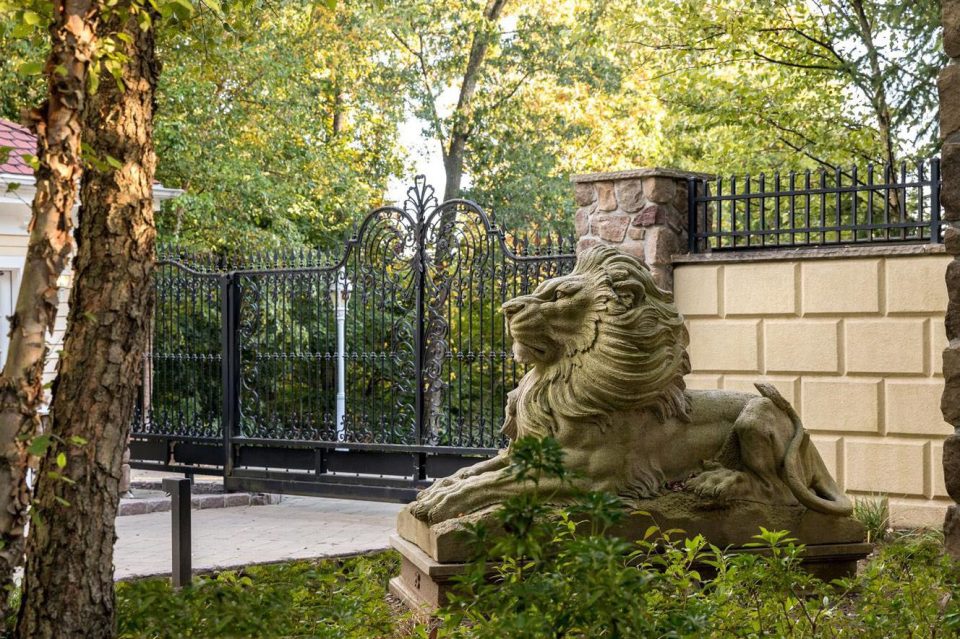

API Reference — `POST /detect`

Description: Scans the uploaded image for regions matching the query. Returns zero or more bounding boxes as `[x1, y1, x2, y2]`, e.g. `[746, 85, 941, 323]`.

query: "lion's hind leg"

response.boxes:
[688, 397, 797, 506]
[687, 461, 753, 501]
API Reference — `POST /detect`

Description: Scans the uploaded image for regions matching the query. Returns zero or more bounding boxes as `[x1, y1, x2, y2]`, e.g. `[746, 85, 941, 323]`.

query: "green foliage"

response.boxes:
[435, 436, 960, 638]
[153, 0, 407, 253]
[0, 1, 48, 122]
[0, 0, 945, 244]
[619, 0, 943, 171]
[115, 553, 404, 639]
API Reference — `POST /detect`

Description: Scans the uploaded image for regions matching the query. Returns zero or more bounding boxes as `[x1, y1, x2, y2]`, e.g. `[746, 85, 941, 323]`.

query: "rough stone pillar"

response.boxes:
[571, 168, 706, 290]
[940, 0, 960, 558]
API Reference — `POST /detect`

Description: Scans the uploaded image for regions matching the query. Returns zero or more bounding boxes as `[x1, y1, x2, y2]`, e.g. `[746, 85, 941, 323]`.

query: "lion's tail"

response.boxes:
[754, 383, 854, 517]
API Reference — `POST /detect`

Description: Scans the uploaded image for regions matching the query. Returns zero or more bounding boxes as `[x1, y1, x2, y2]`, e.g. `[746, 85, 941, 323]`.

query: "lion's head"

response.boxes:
[503, 245, 691, 429]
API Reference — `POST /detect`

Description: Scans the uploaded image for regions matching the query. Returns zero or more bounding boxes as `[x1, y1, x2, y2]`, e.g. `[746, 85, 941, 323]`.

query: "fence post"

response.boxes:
[221, 274, 240, 481]
[413, 193, 428, 483]
[931, 157, 942, 244]
[687, 177, 698, 254]
[162, 477, 192, 588]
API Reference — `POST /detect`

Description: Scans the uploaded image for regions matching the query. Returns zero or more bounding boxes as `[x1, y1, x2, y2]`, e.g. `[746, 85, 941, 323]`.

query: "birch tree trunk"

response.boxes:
[16, 2, 158, 635]
[0, 0, 97, 621]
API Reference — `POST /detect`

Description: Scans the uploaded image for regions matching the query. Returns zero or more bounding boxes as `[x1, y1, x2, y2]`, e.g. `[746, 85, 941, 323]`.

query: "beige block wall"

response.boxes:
[676, 252, 952, 527]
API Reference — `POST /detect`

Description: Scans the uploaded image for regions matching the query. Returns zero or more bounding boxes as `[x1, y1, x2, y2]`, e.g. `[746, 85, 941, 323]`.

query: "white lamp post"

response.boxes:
[329, 267, 352, 442]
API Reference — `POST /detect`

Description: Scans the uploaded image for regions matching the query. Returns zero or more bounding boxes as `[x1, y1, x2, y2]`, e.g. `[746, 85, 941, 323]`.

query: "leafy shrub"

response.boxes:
[116, 553, 404, 638]
[434, 437, 960, 639]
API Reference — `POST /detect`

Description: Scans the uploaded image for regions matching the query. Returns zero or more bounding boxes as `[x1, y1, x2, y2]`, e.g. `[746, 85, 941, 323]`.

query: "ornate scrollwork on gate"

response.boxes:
[136, 178, 577, 463]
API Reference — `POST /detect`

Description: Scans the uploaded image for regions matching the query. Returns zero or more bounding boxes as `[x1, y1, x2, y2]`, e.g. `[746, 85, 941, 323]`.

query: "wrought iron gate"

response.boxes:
[130, 178, 576, 500]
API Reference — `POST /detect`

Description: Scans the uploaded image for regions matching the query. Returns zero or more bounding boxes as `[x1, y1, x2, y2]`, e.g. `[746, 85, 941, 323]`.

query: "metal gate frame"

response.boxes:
[130, 178, 576, 501]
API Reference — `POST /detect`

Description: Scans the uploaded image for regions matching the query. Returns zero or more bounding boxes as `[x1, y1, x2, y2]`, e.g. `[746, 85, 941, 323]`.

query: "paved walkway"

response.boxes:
[114, 496, 404, 579]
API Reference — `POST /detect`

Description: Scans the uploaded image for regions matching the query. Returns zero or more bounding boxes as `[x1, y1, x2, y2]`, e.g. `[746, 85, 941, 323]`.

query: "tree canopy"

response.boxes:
[0, 0, 943, 249]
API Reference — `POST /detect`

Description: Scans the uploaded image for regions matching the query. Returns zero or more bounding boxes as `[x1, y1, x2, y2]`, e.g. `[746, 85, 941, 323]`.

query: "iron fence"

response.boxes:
[130, 178, 577, 498]
[687, 158, 942, 252]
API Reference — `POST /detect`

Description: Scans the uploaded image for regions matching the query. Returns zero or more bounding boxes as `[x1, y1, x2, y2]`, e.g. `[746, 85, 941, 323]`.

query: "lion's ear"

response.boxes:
[613, 280, 645, 308]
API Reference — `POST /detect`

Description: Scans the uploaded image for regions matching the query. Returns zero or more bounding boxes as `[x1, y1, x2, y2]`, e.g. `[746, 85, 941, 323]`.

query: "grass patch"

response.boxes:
[853, 495, 890, 543]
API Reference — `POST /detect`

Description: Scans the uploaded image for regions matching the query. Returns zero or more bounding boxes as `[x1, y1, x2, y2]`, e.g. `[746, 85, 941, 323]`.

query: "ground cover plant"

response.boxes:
[114, 554, 406, 639]
[16, 438, 953, 638]
[436, 438, 960, 638]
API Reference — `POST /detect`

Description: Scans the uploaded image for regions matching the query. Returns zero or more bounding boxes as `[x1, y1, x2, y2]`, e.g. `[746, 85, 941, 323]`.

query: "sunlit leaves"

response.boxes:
[152, 0, 406, 252]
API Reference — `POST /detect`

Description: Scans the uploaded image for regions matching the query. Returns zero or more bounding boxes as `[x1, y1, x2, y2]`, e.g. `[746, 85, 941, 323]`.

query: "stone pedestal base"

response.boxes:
[388, 535, 471, 618]
[391, 493, 873, 616]
[397, 492, 869, 563]
[389, 532, 872, 616]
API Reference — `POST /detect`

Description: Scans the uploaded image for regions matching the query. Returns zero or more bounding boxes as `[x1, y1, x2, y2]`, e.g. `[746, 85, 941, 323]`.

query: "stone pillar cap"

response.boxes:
[571, 167, 714, 183]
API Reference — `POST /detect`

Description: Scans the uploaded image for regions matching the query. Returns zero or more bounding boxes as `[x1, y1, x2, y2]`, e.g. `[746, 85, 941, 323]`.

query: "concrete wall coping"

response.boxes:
[571, 167, 714, 183]
[673, 243, 946, 265]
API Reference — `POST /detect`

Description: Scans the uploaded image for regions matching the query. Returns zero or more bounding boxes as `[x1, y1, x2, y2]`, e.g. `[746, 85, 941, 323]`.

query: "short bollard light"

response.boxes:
[162, 477, 192, 588]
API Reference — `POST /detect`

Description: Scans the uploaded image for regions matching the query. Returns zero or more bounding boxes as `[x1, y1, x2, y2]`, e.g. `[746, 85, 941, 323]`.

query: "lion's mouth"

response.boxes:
[520, 343, 547, 356]
[509, 331, 553, 360]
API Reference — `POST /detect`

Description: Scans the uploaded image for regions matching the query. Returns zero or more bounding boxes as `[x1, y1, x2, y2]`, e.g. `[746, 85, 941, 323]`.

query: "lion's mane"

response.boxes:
[519, 246, 691, 438]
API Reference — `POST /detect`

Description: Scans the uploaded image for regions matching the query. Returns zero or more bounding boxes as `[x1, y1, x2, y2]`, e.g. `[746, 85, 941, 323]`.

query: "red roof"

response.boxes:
[0, 118, 37, 176]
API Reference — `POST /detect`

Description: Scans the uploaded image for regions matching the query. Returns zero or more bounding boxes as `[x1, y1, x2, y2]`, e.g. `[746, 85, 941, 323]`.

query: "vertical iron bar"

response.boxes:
[789, 172, 796, 245]
[819, 170, 826, 245]
[730, 175, 737, 249]
[716, 177, 722, 250]
[221, 274, 238, 480]
[932, 158, 942, 244]
[413, 199, 427, 481]
[834, 167, 842, 244]
[851, 165, 859, 241]
[884, 163, 891, 242]
[773, 172, 780, 246]
[758, 174, 765, 247]
[900, 161, 908, 240]
[687, 177, 697, 253]
[867, 164, 875, 242]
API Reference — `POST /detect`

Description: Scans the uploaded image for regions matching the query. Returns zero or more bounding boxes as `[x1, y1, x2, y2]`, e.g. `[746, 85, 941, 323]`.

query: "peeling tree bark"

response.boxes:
[0, 0, 97, 622]
[16, 2, 158, 636]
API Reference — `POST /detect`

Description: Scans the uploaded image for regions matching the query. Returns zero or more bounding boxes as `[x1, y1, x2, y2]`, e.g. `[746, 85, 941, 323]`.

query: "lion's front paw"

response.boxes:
[688, 468, 747, 501]
[411, 498, 431, 521]
[425, 493, 468, 525]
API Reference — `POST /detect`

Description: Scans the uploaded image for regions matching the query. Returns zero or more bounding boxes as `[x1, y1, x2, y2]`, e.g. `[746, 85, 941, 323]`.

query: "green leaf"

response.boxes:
[106, 155, 123, 169]
[28, 508, 43, 531]
[54, 496, 71, 507]
[69, 435, 88, 446]
[18, 60, 43, 76]
[22, 9, 41, 25]
[27, 434, 51, 456]
[56, 452, 66, 468]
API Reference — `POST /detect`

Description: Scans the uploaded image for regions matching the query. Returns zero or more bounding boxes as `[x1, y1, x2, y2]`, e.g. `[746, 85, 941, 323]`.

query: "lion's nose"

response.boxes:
[501, 299, 526, 319]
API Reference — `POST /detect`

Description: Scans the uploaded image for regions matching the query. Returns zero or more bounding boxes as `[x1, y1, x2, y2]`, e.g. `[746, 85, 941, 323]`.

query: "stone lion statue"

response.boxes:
[412, 245, 853, 524]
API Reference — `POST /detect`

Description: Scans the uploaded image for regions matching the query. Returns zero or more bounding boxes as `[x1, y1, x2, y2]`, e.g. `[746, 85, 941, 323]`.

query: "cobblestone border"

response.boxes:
[118, 483, 281, 517]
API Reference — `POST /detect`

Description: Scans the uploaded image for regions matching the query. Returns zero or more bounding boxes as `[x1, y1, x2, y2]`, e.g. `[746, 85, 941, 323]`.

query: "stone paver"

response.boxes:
[114, 495, 403, 579]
